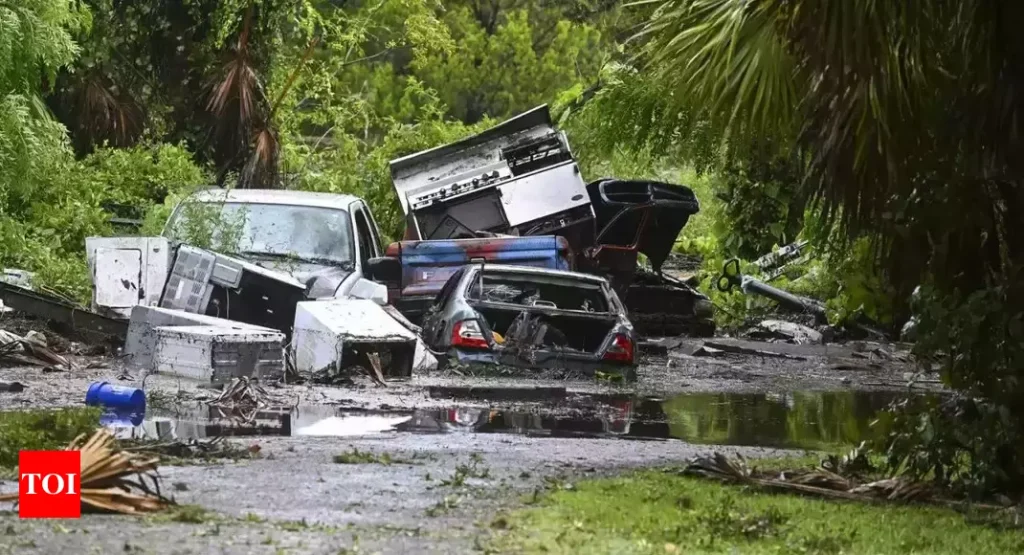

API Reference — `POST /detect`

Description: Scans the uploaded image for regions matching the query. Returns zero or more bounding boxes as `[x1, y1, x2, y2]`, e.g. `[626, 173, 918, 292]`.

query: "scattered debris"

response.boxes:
[694, 340, 808, 361]
[0, 280, 128, 341]
[1, 268, 34, 289]
[0, 381, 25, 393]
[292, 299, 417, 379]
[205, 377, 282, 424]
[682, 451, 1008, 512]
[750, 319, 823, 345]
[0, 328, 74, 369]
[754, 240, 810, 279]
[0, 429, 172, 514]
[120, 436, 254, 462]
[717, 258, 827, 322]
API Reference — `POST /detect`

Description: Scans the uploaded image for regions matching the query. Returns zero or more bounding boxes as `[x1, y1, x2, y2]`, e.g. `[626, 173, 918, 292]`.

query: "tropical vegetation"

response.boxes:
[2, 0, 1023, 498]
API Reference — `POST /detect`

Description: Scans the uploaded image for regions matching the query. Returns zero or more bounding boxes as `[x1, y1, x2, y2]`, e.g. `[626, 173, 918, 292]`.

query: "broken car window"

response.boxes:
[466, 271, 609, 313]
[167, 202, 354, 267]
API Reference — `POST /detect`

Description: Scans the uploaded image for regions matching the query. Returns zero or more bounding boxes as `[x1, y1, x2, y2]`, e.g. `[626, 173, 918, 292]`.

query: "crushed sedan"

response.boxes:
[420, 264, 638, 378]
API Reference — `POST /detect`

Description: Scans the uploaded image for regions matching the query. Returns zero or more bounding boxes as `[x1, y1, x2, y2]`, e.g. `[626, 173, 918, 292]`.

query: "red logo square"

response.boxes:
[18, 451, 81, 519]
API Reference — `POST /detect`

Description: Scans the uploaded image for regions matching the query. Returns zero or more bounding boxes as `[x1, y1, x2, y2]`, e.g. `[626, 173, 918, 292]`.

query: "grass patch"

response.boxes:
[0, 408, 101, 468]
[490, 469, 1024, 554]
[333, 447, 412, 465]
[441, 454, 490, 487]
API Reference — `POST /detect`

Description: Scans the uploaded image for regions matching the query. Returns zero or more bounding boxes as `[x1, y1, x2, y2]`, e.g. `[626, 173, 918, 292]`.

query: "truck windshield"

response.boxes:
[166, 201, 354, 266]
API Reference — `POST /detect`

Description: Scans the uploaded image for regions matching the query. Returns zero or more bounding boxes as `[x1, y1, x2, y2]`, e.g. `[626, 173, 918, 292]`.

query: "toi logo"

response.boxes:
[18, 451, 81, 518]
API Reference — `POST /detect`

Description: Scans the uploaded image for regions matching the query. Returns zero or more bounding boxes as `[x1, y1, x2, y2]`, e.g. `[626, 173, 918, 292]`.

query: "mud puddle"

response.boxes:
[102, 390, 917, 450]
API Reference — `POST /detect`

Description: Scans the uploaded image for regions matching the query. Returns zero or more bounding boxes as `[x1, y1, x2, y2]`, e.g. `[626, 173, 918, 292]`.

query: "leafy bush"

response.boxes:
[0, 139, 208, 302]
[872, 277, 1024, 496]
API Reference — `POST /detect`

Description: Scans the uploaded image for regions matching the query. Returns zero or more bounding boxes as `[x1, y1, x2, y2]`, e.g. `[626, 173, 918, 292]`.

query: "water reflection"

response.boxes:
[104, 390, 921, 450]
[411, 390, 912, 450]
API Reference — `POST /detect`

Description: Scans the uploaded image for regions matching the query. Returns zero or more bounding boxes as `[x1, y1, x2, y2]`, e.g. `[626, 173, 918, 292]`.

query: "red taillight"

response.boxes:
[451, 320, 489, 350]
[603, 334, 634, 363]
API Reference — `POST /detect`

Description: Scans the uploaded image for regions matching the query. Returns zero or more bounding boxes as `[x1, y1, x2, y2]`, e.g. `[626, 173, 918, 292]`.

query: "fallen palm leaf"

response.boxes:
[681, 451, 1013, 511]
[683, 452, 753, 482]
[0, 429, 172, 514]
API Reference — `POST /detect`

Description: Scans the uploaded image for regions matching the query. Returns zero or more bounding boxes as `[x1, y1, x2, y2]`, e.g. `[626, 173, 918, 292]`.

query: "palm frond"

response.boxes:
[73, 73, 144, 150]
[636, 0, 799, 141]
[0, 429, 172, 514]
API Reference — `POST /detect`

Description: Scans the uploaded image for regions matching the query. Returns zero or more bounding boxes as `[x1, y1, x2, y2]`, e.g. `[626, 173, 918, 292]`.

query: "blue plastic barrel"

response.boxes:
[85, 382, 146, 414]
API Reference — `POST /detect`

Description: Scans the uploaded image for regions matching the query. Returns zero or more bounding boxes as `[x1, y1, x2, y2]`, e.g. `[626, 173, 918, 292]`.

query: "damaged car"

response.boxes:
[420, 264, 637, 378]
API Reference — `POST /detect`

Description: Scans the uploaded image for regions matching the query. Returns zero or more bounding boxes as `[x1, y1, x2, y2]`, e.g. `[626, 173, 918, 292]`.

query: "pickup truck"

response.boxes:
[85, 188, 390, 327]
[162, 188, 386, 299]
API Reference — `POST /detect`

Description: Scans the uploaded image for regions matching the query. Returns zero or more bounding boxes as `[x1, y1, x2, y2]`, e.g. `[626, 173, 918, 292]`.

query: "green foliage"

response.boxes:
[624, 0, 1024, 493]
[0, 408, 102, 468]
[875, 394, 1024, 498]
[870, 277, 1024, 496]
[0, 0, 87, 95]
[412, 3, 606, 123]
[491, 469, 1024, 554]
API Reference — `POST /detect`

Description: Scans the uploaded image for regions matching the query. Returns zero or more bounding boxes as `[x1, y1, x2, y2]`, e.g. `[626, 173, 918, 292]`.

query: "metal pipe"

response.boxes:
[739, 276, 826, 317]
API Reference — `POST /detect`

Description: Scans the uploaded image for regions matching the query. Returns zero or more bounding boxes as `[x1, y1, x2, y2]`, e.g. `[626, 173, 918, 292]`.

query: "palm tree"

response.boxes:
[634, 0, 1024, 490]
[634, 0, 1022, 297]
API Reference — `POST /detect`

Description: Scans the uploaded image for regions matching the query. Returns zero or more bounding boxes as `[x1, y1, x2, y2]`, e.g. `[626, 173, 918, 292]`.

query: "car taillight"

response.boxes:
[451, 319, 489, 350]
[603, 334, 634, 363]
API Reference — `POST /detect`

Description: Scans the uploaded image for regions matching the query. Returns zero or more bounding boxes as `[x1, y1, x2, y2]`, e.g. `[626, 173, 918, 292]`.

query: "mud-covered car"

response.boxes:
[420, 264, 637, 378]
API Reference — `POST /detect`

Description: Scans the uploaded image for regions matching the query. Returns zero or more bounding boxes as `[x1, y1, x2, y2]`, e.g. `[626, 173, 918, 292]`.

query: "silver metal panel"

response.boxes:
[497, 162, 590, 227]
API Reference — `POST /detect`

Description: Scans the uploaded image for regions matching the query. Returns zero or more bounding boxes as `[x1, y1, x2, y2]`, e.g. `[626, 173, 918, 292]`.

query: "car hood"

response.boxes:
[587, 178, 700, 272]
[243, 258, 352, 298]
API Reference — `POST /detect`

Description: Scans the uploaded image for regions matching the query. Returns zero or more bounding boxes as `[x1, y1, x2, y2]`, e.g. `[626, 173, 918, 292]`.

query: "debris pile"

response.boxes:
[0, 328, 74, 370]
[205, 377, 283, 424]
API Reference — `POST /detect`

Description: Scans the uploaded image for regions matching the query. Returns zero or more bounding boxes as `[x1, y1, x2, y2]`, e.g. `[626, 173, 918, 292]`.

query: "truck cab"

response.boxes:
[162, 188, 385, 299]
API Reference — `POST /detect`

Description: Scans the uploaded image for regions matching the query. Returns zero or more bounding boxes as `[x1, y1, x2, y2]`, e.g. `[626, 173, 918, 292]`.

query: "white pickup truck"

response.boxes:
[86, 188, 392, 320]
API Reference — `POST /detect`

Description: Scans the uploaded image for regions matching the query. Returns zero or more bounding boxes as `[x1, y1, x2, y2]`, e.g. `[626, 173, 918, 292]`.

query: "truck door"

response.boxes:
[352, 204, 379, 272]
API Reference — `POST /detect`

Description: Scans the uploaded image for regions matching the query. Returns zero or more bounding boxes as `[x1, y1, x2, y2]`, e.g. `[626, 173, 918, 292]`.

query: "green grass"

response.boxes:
[0, 408, 101, 468]
[489, 469, 1024, 555]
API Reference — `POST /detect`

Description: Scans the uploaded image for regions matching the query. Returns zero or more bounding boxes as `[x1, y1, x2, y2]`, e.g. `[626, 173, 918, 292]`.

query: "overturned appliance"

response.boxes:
[419, 264, 637, 379]
[292, 299, 420, 379]
[151, 325, 286, 384]
[159, 244, 307, 335]
[390, 105, 594, 248]
[123, 305, 280, 372]
[85, 237, 173, 319]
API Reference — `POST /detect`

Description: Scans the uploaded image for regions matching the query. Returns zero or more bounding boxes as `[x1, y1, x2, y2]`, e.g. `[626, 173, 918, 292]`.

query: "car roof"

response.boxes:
[185, 188, 361, 210]
[468, 264, 609, 285]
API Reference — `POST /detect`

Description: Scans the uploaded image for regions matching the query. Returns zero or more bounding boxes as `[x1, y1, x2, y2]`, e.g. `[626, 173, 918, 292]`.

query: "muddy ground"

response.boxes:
[0, 313, 940, 553]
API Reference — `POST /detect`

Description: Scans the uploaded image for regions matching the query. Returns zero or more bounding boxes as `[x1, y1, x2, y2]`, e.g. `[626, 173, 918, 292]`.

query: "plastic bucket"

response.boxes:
[85, 382, 146, 414]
